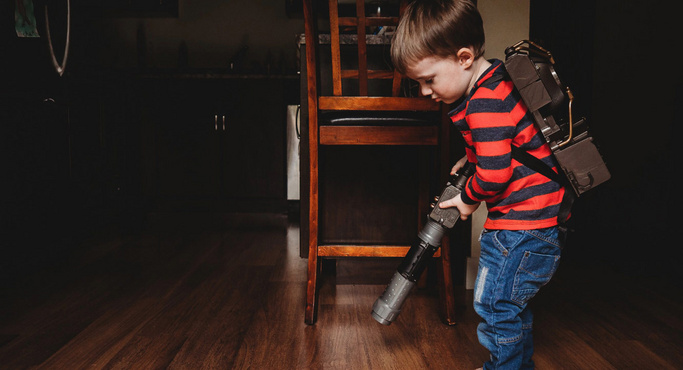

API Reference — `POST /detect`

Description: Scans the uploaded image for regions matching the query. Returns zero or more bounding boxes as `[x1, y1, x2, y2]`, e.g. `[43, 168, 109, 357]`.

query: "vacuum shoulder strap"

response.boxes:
[511, 145, 574, 226]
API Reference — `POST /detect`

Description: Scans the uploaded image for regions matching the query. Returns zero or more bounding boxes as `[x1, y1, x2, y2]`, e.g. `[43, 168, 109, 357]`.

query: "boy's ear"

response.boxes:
[456, 47, 475, 69]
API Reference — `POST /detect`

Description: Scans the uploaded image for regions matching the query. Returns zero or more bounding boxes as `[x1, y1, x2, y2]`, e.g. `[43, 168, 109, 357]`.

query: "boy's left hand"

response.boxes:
[439, 193, 480, 221]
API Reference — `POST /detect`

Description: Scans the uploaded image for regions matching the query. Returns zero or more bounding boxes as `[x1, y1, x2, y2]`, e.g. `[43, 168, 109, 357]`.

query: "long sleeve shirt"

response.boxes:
[449, 59, 565, 230]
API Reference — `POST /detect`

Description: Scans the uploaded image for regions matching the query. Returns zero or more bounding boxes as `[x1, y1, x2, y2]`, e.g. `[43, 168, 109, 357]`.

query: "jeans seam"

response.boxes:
[489, 254, 509, 359]
[491, 231, 510, 256]
[497, 333, 523, 344]
[519, 252, 560, 278]
[511, 252, 560, 306]
[525, 229, 561, 248]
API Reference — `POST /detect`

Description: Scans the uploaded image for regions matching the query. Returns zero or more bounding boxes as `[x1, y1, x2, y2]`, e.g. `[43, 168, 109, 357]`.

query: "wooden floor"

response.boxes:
[1, 213, 682, 369]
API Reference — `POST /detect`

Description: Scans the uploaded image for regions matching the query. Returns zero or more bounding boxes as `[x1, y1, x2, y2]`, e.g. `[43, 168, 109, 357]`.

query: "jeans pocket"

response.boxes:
[511, 251, 560, 306]
[491, 230, 524, 256]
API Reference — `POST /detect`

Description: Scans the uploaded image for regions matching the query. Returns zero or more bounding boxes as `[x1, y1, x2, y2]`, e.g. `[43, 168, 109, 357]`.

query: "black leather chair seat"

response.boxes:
[319, 110, 440, 126]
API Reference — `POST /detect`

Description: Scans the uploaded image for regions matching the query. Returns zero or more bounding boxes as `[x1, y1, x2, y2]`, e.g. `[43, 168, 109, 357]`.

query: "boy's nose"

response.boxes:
[421, 85, 432, 97]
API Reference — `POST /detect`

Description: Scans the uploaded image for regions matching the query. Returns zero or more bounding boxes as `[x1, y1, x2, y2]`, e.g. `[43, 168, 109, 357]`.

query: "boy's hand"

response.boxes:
[450, 155, 469, 175]
[439, 193, 480, 221]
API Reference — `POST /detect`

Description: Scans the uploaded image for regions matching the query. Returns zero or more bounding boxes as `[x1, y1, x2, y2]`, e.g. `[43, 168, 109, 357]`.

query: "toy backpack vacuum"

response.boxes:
[503, 40, 611, 228]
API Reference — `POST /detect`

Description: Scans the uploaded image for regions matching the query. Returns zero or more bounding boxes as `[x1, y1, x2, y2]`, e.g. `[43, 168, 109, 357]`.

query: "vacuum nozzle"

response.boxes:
[371, 271, 416, 325]
[371, 162, 475, 325]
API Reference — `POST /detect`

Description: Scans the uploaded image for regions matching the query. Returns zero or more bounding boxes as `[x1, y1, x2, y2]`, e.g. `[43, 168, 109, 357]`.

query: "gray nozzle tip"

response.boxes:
[371, 271, 415, 326]
[371, 311, 392, 325]
[371, 295, 401, 325]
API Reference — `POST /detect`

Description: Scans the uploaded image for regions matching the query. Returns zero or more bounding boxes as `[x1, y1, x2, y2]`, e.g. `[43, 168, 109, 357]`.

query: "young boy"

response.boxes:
[392, 1, 566, 369]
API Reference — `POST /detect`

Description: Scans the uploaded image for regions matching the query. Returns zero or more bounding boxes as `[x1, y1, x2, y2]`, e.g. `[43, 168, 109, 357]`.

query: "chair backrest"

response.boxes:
[303, 0, 438, 113]
[327, 0, 404, 97]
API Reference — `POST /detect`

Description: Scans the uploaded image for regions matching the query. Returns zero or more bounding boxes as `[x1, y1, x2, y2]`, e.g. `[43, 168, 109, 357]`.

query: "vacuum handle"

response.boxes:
[451, 161, 475, 187]
[428, 162, 475, 228]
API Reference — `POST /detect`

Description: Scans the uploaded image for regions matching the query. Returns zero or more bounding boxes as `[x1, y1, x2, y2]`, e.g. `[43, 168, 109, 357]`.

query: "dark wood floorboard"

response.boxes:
[1, 213, 681, 369]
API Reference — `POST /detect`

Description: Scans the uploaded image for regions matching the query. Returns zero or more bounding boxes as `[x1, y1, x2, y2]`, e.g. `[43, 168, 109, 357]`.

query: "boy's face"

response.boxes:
[405, 54, 474, 104]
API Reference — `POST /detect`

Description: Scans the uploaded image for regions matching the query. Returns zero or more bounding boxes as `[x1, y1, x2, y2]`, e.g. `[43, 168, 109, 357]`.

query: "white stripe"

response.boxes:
[474, 266, 488, 303]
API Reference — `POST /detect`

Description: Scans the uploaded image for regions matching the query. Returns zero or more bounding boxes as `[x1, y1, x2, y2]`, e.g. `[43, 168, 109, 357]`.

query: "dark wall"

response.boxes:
[530, 0, 678, 278]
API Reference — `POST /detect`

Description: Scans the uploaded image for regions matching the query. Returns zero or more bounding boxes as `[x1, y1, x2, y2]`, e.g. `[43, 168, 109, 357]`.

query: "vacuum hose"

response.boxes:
[372, 163, 475, 325]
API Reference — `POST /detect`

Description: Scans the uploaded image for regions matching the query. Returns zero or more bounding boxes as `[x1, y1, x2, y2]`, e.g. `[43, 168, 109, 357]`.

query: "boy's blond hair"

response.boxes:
[391, 0, 486, 73]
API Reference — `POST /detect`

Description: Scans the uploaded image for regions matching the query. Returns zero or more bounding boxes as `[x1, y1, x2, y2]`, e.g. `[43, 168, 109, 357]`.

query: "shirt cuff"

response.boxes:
[461, 185, 479, 205]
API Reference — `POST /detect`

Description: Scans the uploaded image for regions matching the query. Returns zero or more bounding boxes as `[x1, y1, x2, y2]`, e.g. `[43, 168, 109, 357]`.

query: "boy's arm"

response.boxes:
[442, 155, 480, 219]
[462, 91, 519, 203]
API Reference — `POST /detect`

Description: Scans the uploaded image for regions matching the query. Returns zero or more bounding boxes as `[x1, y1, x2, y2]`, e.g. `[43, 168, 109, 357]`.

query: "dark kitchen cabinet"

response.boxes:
[1, 68, 143, 278]
[137, 73, 298, 212]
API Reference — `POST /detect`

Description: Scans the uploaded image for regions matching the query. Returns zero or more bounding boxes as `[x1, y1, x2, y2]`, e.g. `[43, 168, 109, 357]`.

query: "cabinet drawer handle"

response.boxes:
[222, 115, 226, 131]
[214, 114, 218, 130]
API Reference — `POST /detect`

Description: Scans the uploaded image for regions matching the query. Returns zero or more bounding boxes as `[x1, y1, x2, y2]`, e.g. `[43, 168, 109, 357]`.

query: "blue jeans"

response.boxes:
[474, 227, 562, 370]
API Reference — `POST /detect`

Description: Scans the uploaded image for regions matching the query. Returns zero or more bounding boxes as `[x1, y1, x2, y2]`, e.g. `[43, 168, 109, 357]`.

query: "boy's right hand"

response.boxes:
[438, 193, 480, 221]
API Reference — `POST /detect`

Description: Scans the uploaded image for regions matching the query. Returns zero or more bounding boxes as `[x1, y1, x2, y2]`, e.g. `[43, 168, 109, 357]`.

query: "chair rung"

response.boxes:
[320, 125, 438, 145]
[318, 245, 442, 258]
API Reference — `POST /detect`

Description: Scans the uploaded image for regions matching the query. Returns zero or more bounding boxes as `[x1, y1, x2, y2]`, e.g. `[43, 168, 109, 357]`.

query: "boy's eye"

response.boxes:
[425, 78, 433, 84]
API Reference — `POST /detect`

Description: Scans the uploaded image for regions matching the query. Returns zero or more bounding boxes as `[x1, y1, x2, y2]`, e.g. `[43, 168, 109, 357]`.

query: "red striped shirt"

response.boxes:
[449, 60, 565, 230]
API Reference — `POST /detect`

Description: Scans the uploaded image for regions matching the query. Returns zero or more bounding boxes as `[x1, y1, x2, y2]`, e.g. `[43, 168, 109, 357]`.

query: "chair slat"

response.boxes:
[356, 0, 368, 95]
[329, 0, 343, 95]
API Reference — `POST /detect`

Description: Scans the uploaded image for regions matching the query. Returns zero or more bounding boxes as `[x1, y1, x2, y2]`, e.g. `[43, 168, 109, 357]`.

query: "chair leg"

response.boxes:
[417, 146, 456, 324]
[438, 234, 458, 325]
[417, 148, 430, 289]
[306, 182, 319, 324]
[305, 151, 319, 324]
[305, 100, 320, 324]
[305, 249, 319, 325]
[437, 103, 457, 325]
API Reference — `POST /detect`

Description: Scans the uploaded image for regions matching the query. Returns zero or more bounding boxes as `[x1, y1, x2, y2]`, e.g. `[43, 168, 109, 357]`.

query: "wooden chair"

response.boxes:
[303, 0, 456, 325]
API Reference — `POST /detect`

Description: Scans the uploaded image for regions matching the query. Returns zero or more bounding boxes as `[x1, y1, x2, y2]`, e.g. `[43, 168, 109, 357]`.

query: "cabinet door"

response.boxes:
[141, 76, 292, 211]
[1, 98, 71, 261]
[151, 79, 224, 208]
[220, 79, 285, 199]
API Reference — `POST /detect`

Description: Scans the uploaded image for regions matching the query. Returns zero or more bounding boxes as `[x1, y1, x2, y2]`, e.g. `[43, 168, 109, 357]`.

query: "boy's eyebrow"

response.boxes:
[412, 73, 434, 80]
